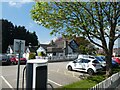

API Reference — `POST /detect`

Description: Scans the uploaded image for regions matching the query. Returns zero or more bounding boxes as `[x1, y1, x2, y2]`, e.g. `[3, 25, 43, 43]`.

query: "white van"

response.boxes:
[77, 54, 95, 59]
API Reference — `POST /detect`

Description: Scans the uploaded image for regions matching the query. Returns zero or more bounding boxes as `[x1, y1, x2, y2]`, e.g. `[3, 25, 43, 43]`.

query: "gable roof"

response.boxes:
[28, 46, 39, 52]
[69, 39, 79, 52]
[39, 38, 79, 53]
[7, 45, 39, 53]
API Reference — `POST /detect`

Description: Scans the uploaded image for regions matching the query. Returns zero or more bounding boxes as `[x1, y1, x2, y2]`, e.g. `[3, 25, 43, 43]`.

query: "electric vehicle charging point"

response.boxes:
[26, 59, 48, 90]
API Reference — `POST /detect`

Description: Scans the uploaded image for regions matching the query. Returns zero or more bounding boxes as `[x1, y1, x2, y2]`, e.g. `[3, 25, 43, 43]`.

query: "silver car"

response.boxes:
[0, 54, 11, 65]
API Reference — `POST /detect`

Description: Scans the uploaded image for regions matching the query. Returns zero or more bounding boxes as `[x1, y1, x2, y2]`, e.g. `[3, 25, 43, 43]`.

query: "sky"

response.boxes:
[1, 1, 119, 48]
[1, 1, 58, 44]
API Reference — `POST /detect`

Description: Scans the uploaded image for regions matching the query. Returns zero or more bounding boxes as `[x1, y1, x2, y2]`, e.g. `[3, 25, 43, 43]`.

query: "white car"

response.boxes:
[78, 55, 106, 68]
[66, 58, 102, 75]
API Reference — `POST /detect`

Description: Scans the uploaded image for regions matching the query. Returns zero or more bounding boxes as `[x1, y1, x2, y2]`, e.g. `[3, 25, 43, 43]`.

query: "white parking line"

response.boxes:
[1, 76, 14, 90]
[57, 69, 59, 72]
[48, 79, 62, 87]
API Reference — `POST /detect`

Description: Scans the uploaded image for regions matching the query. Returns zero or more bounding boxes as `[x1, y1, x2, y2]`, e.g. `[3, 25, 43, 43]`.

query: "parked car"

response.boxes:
[66, 58, 102, 75]
[112, 57, 120, 64]
[96, 56, 119, 68]
[10, 55, 27, 65]
[95, 56, 106, 68]
[77, 54, 95, 59]
[112, 60, 119, 67]
[1, 54, 11, 65]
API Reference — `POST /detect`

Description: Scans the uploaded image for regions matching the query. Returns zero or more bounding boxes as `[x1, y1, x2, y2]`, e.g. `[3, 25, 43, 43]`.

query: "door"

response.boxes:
[73, 59, 83, 70]
[81, 59, 90, 70]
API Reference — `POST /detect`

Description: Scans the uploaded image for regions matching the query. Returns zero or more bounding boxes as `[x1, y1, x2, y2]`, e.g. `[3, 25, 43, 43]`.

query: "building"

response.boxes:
[39, 37, 79, 57]
[7, 45, 39, 59]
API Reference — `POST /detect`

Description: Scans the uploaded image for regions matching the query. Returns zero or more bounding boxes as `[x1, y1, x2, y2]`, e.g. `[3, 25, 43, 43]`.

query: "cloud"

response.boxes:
[8, 1, 22, 8]
[2, 0, 34, 2]
[5, 0, 34, 8]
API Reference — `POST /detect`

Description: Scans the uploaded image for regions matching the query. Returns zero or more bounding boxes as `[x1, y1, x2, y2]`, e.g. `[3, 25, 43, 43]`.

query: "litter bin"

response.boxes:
[26, 59, 48, 90]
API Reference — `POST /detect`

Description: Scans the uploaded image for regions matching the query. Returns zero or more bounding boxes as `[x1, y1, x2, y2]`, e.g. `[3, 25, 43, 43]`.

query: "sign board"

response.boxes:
[14, 39, 25, 54]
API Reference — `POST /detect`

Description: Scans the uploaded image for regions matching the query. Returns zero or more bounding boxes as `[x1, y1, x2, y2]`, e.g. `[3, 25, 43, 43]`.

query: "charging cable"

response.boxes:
[47, 83, 54, 90]
[22, 66, 26, 90]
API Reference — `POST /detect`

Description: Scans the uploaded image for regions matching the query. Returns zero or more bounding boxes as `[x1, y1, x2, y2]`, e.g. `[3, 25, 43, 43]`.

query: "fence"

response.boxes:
[89, 72, 120, 90]
[47, 54, 78, 62]
[35, 54, 78, 62]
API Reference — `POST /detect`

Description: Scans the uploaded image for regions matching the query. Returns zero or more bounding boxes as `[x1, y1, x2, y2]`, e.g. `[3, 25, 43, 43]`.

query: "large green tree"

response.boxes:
[31, 2, 120, 77]
[1, 19, 39, 53]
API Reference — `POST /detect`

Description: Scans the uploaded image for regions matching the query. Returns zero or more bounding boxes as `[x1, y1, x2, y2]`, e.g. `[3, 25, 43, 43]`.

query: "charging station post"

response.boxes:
[26, 59, 48, 90]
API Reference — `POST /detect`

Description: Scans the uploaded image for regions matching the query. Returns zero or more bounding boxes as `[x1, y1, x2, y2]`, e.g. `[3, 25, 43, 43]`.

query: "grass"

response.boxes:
[113, 66, 120, 74]
[60, 75, 106, 90]
[57, 66, 120, 90]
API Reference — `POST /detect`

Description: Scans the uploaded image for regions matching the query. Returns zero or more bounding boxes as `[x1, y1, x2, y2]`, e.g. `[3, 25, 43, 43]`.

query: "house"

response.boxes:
[37, 44, 55, 54]
[39, 37, 79, 57]
[7, 45, 39, 59]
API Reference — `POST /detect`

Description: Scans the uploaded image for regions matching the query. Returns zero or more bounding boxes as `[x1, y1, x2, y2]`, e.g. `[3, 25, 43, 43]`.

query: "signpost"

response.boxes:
[14, 39, 25, 54]
[14, 39, 25, 90]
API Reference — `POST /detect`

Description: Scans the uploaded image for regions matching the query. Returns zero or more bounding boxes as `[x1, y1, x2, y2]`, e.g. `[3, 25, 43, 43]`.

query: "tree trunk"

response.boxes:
[105, 52, 112, 77]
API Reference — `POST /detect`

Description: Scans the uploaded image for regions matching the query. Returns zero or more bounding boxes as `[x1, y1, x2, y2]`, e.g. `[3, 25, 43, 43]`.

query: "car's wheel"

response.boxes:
[87, 69, 94, 75]
[13, 61, 17, 65]
[68, 66, 72, 71]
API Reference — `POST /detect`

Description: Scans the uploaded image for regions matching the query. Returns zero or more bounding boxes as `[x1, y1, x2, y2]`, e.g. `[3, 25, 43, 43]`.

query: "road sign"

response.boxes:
[14, 39, 25, 54]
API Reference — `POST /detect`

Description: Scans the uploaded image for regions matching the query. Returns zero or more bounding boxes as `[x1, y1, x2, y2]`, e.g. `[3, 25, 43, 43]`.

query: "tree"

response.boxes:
[74, 36, 96, 54]
[31, 2, 120, 77]
[2, 19, 14, 53]
[1, 19, 39, 53]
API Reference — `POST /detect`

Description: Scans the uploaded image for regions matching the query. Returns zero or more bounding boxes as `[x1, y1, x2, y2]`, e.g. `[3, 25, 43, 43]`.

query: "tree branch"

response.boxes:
[86, 32, 104, 49]
[114, 34, 120, 41]
[78, 2, 100, 23]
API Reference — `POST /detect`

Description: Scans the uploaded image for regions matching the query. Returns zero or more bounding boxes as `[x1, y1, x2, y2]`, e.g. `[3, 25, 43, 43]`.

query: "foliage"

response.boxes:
[29, 53, 36, 59]
[61, 67, 120, 89]
[74, 37, 96, 54]
[1, 19, 39, 53]
[31, 2, 120, 76]
[38, 51, 46, 56]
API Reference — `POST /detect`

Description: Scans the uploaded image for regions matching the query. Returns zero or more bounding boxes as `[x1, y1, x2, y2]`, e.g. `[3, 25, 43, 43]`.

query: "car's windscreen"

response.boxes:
[96, 57, 105, 62]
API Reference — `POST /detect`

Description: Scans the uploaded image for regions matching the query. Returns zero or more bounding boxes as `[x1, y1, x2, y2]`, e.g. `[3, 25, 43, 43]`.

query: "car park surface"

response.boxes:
[1, 61, 85, 89]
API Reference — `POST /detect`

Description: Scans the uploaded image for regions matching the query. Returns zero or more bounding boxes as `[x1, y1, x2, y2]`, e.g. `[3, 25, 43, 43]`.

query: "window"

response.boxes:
[53, 52, 56, 56]
[92, 60, 99, 63]
[82, 59, 90, 63]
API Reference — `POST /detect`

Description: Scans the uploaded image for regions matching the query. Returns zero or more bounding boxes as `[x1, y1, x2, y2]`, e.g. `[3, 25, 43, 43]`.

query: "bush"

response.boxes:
[29, 53, 36, 59]
[38, 52, 46, 56]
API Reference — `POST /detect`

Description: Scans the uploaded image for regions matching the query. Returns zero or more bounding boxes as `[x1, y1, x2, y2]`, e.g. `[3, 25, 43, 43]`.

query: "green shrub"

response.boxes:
[29, 53, 36, 59]
[38, 52, 46, 56]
